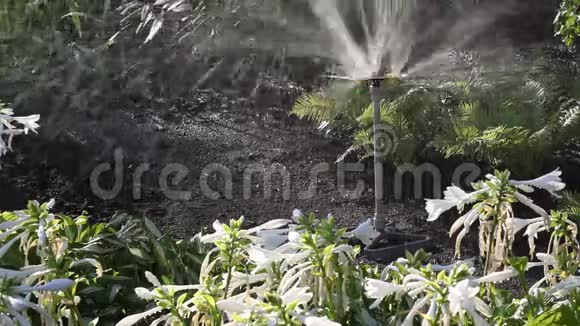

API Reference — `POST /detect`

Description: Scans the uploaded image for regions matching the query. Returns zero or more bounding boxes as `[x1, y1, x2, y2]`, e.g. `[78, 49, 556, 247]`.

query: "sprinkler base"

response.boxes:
[364, 231, 433, 264]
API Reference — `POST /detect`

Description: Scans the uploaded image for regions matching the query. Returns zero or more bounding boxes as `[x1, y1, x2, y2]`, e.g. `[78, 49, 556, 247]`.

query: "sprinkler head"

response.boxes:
[385, 73, 402, 81]
[324, 72, 402, 83]
[369, 72, 401, 88]
[373, 72, 402, 82]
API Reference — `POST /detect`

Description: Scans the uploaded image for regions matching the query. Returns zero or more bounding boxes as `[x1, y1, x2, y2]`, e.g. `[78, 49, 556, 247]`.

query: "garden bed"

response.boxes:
[0, 83, 458, 248]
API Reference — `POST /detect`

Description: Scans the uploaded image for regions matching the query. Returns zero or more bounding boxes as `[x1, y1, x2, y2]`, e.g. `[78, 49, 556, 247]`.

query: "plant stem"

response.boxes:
[483, 221, 497, 276]
[224, 261, 233, 299]
[336, 258, 344, 322]
[64, 290, 82, 325]
[223, 235, 238, 299]
[313, 250, 335, 319]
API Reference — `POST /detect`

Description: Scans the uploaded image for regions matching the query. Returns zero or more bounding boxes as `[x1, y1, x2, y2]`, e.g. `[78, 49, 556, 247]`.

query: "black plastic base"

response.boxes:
[364, 232, 433, 264]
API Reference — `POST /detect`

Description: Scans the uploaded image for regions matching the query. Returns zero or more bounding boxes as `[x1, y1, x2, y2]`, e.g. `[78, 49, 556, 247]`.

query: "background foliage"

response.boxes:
[293, 55, 580, 179]
[555, 0, 580, 45]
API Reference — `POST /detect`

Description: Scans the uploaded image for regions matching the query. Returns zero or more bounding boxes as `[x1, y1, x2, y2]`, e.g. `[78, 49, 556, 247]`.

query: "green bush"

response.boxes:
[435, 78, 580, 177]
[0, 200, 208, 324]
[293, 69, 580, 178]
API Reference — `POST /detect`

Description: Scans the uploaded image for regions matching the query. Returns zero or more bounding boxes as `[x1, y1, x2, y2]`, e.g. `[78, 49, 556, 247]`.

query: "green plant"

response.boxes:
[0, 200, 208, 325]
[108, 213, 208, 286]
[424, 169, 580, 325]
[118, 212, 380, 326]
[293, 70, 580, 179]
[426, 169, 565, 274]
[555, 0, 580, 46]
[0, 0, 122, 119]
[0, 101, 39, 165]
[2, 189, 580, 325]
[525, 210, 580, 292]
[115, 0, 290, 48]
[292, 82, 378, 137]
[292, 79, 450, 164]
[356, 85, 451, 163]
[560, 191, 580, 219]
[117, 171, 579, 326]
[435, 79, 580, 177]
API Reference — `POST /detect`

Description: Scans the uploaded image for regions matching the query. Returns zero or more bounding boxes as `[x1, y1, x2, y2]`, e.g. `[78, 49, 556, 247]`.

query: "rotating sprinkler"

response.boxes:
[328, 72, 433, 264]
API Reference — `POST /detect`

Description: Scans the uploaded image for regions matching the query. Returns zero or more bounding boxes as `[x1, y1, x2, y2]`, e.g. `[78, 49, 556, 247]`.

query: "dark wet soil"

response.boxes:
[0, 77, 467, 264]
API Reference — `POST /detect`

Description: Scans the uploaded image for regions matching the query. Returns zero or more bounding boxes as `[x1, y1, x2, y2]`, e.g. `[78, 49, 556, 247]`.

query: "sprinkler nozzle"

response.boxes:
[385, 73, 401, 81]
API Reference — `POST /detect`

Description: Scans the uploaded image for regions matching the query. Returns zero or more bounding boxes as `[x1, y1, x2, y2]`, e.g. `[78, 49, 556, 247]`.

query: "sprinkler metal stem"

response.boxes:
[370, 79, 386, 232]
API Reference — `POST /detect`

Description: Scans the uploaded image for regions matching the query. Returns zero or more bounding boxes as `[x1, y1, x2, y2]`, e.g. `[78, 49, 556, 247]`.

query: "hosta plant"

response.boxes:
[0, 276, 75, 326]
[1, 168, 579, 325]
[118, 213, 377, 325]
[0, 200, 104, 324]
[426, 168, 566, 274]
[0, 101, 39, 166]
[117, 189, 579, 326]
[0, 200, 208, 325]
[527, 210, 579, 293]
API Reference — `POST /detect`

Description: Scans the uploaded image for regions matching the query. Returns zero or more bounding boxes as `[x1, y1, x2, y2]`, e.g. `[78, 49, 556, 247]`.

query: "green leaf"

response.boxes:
[144, 217, 163, 238]
[529, 304, 580, 326]
[109, 285, 122, 303]
[78, 286, 106, 296]
[129, 247, 152, 261]
[78, 243, 115, 254]
[177, 292, 188, 306]
[71, 258, 104, 277]
[507, 257, 528, 274]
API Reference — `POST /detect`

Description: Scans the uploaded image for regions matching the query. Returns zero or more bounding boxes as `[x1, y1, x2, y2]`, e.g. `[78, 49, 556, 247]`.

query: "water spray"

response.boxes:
[309, 0, 501, 262]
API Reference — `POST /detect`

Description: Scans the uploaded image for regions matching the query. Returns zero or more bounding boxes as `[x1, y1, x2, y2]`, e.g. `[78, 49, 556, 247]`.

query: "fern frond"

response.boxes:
[291, 93, 336, 123]
[561, 191, 580, 219]
[436, 125, 530, 165]
[357, 87, 441, 132]
[530, 98, 580, 152]
[562, 191, 580, 208]
[522, 80, 547, 105]
[559, 100, 580, 137]
[335, 144, 362, 163]
[352, 129, 372, 147]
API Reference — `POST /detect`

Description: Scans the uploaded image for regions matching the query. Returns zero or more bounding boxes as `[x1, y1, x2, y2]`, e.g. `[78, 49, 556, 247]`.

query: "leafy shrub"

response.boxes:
[292, 82, 381, 138]
[293, 70, 580, 178]
[0, 200, 208, 324]
[435, 79, 580, 177]
[0, 0, 122, 118]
